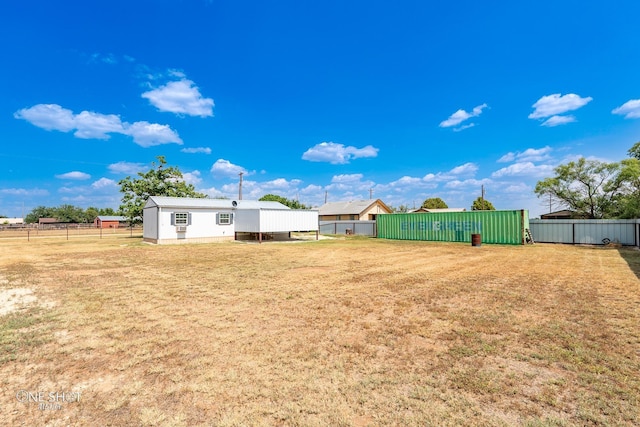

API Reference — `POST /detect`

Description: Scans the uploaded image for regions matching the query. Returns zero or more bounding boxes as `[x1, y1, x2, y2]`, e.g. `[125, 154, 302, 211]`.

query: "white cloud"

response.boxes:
[491, 162, 554, 178]
[498, 146, 552, 163]
[300, 184, 323, 195]
[108, 161, 147, 175]
[14, 104, 75, 131]
[181, 147, 212, 154]
[142, 78, 214, 117]
[55, 171, 91, 180]
[73, 111, 124, 139]
[331, 174, 364, 183]
[123, 121, 183, 147]
[261, 178, 302, 190]
[390, 176, 423, 187]
[528, 93, 592, 123]
[444, 178, 492, 189]
[498, 152, 516, 163]
[518, 146, 552, 162]
[439, 103, 487, 129]
[90, 53, 118, 64]
[612, 99, 640, 119]
[302, 142, 379, 164]
[0, 188, 49, 196]
[199, 186, 226, 198]
[58, 187, 76, 194]
[453, 123, 476, 132]
[211, 159, 247, 177]
[503, 183, 532, 193]
[421, 163, 478, 183]
[326, 173, 375, 193]
[15, 104, 182, 147]
[449, 162, 478, 175]
[541, 115, 576, 127]
[182, 171, 202, 186]
[91, 178, 117, 189]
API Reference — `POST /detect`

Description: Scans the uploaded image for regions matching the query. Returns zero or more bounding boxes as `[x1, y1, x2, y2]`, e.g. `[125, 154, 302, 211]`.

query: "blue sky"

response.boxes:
[2, 1, 640, 218]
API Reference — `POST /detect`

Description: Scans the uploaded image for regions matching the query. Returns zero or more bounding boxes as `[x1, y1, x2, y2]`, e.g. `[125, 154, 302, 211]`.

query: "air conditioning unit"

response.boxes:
[176, 225, 187, 232]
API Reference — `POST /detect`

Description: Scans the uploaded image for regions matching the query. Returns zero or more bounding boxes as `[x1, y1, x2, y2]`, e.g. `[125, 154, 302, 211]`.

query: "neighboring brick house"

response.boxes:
[318, 199, 392, 221]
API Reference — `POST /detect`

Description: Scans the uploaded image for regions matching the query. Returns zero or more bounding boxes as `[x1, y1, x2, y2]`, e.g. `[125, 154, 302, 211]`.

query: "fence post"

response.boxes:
[27, 229, 30, 242]
[66, 225, 69, 240]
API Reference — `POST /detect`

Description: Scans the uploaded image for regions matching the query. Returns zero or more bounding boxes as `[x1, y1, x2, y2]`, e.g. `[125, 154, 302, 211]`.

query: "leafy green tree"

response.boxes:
[55, 204, 86, 223]
[471, 197, 496, 210]
[84, 207, 100, 223]
[393, 204, 409, 213]
[118, 156, 206, 224]
[99, 207, 116, 216]
[628, 141, 640, 160]
[534, 158, 622, 219]
[259, 194, 309, 209]
[421, 197, 448, 209]
[610, 158, 640, 218]
[25, 206, 57, 223]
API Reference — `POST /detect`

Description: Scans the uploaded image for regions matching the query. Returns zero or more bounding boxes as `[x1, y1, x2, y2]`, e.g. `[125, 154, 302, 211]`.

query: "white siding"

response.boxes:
[143, 207, 158, 240]
[260, 209, 318, 232]
[233, 210, 261, 233]
[234, 209, 318, 233]
[157, 208, 235, 240]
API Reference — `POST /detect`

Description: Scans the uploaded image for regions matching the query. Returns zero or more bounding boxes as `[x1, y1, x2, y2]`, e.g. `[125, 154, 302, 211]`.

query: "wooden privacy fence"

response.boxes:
[319, 220, 377, 236]
[529, 219, 640, 246]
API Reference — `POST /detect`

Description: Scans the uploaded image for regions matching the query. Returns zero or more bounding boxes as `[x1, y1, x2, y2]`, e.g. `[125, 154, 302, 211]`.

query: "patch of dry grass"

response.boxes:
[0, 236, 639, 426]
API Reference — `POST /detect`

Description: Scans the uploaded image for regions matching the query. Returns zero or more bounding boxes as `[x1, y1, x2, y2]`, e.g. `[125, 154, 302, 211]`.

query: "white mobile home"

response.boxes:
[143, 196, 319, 244]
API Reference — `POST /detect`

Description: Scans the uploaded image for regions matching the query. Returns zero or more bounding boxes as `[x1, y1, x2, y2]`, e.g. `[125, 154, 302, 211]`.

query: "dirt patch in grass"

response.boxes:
[0, 236, 639, 426]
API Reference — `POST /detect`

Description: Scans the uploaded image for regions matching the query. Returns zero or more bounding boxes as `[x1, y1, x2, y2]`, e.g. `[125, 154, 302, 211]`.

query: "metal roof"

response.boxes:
[318, 199, 391, 216]
[145, 196, 290, 210]
[234, 200, 290, 210]
[96, 216, 128, 221]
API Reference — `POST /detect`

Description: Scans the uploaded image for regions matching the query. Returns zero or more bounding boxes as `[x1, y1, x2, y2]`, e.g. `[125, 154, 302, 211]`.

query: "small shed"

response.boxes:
[143, 196, 319, 244]
[94, 216, 128, 228]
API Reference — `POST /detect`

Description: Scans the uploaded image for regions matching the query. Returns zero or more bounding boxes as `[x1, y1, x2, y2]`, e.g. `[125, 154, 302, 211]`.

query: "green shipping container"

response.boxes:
[377, 210, 529, 245]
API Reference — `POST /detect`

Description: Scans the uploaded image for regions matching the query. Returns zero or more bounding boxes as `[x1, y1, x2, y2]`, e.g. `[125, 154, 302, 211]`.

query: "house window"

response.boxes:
[218, 213, 231, 225]
[174, 212, 188, 225]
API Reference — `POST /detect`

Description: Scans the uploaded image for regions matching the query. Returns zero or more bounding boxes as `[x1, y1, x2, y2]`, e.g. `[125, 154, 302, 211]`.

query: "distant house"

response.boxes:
[94, 216, 129, 228]
[409, 207, 466, 213]
[38, 218, 60, 226]
[318, 199, 392, 221]
[1, 218, 24, 225]
[540, 210, 584, 220]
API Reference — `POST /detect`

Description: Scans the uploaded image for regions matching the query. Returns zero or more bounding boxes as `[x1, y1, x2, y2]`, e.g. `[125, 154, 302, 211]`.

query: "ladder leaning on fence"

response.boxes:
[525, 228, 535, 244]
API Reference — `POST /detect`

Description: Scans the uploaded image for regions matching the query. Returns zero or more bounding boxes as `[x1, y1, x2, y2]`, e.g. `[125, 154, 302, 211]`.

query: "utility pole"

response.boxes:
[481, 185, 485, 210]
[369, 188, 373, 200]
[324, 191, 328, 204]
[238, 172, 244, 200]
